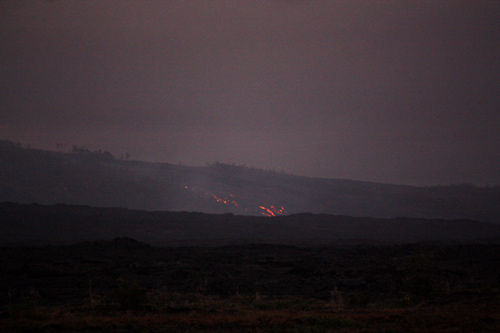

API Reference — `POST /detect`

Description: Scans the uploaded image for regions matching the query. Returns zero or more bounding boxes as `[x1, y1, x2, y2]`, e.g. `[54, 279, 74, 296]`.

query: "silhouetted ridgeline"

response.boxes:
[1, 202, 500, 246]
[1, 139, 500, 223]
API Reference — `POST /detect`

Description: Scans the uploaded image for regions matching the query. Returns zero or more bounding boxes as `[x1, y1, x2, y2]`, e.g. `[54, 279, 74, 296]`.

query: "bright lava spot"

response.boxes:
[205, 191, 241, 209]
[185, 186, 286, 216]
[259, 205, 286, 217]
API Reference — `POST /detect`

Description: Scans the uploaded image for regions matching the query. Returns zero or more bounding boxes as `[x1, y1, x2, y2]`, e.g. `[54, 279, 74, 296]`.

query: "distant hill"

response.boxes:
[1, 202, 500, 246]
[1, 139, 500, 223]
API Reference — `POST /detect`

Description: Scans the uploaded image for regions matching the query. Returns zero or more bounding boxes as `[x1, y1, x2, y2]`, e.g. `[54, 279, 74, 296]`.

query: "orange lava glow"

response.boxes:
[205, 192, 240, 208]
[259, 205, 286, 217]
[184, 186, 286, 216]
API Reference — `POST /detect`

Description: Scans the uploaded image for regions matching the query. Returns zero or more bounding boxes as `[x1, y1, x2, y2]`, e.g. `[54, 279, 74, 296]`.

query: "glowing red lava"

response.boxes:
[206, 192, 240, 207]
[184, 186, 285, 216]
[259, 205, 286, 217]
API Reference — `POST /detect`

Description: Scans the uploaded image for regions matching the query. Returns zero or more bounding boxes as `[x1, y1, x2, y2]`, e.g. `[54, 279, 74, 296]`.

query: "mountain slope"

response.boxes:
[1, 139, 500, 223]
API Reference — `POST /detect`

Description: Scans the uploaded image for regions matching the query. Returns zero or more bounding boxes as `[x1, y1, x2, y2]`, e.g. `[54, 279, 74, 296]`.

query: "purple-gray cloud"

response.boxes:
[1, 1, 500, 185]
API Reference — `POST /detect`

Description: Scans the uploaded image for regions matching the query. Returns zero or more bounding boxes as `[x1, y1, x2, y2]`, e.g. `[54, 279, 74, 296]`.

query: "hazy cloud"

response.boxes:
[1, 0, 500, 185]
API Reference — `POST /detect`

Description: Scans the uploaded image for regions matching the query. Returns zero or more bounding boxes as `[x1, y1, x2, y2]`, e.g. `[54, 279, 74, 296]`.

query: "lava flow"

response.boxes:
[259, 205, 286, 217]
[206, 192, 240, 207]
[184, 186, 286, 216]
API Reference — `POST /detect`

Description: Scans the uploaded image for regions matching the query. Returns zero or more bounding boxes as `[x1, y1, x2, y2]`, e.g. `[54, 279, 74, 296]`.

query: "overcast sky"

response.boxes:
[1, 1, 500, 186]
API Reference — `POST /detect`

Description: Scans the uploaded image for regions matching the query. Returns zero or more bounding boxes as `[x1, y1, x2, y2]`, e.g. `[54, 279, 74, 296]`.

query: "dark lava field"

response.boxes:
[2, 238, 499, 307]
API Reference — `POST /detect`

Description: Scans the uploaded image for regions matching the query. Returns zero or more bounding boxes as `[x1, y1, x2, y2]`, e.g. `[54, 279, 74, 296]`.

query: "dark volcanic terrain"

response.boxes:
[2, 240, 500, 332]
[2, 140, 500, 331]
[2, 239, 499, 307]
[2, 202, 500, 246]
[1, 203, 500, 331]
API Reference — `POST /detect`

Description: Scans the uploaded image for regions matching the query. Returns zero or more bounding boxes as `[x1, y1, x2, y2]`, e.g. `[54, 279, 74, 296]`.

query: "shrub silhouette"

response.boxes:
[404, 247, 434, 298]
[110, 278, 147, 311]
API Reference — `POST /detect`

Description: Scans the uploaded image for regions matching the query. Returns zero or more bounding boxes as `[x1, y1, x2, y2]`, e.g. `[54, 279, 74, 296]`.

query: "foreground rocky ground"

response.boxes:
[1, 239, 499, 331]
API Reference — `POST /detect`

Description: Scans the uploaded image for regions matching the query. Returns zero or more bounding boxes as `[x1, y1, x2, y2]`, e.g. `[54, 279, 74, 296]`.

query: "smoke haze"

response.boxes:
[1, 1, 500, 186]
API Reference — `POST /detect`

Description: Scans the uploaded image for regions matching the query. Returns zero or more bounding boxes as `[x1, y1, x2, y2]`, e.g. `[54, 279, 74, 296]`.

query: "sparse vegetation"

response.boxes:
[403, 246, 434, 299]
[109, 278, 148, 311]
[1, 241, 500, 331]
[1, 290, 499, 332]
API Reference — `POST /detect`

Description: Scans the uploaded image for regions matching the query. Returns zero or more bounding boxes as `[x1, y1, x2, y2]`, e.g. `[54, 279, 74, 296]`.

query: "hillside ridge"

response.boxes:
[1, 139, 500, 223]
[2, 201, 500, 246]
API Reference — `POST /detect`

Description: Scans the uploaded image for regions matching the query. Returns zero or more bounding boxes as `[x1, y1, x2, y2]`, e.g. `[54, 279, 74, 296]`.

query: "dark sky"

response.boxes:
[2, 1, 500, 186]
